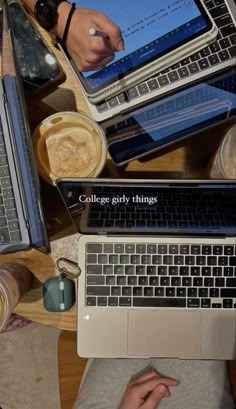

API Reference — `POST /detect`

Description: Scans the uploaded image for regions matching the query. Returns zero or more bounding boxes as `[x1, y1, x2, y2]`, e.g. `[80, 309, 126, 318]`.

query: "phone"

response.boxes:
[8, 0, 66, 97]
[67, 0, 218, 103]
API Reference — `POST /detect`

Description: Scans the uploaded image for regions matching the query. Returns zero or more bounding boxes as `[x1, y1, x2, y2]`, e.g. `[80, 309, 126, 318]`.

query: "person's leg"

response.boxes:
[73, 358, 153, 409]
[73, 358, 234, 409]
[150, 358, 234, 409]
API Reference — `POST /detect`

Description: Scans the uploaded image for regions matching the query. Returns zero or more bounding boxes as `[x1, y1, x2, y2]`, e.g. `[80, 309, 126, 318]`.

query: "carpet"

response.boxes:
[0, 323, 60, 409]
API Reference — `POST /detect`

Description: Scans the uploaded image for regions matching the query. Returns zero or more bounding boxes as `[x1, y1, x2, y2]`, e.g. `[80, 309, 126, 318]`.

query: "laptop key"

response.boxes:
[87, 243, 102, 253]
[177, 288, 186, 297]
[117, 276, 126, 286]
[87, 297, 96, 306]
[0, 227, 10, 243]
[149, 277, 159, 286]
[212, 302, 222, 309]
[221, 289, 236, 298]
[137, 83, 149, 95]
[223, 299, 233, 308]
[87, 276, 105, 285]
[108, 297, 118, 306]
[128, 276, 137, 286]
[201, 298, 211, 308]
[218, 49, 230, 61]
[210, 288, 219, 297]
[199, 288, 208, 297]
[229, 257, 236, 266]
[97, 297, 107, 306]
[125, 265, 135, 275]
[106, 276, 116, 285]
[187, 298, 200, 308]
[119, 297, 131, 307]
[208, 54, 220, 65]
[224, 246, 234, 255]
[147, 79, 159, 90]
[157, 75, 169, 87]
[87, 286, 110, 296]
[215, 14, 233, 28]
[127, 87, 139, 99]
[226, 278, 236, 287]
[188, 62, 200, 74]
[111, 287, 121, 296]
[223, 267, 233, 277]
[133, 297, 186, 307]
[133, 287, 142, 296]
[87, 265, 102, 275]
[229, 46, 236, 57]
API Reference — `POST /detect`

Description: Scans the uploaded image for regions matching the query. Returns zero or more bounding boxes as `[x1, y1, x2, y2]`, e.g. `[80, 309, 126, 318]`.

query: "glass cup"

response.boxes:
[210, 124, 236, 179]
[0, 264, 32, 332]
[32, 111, 107, 184]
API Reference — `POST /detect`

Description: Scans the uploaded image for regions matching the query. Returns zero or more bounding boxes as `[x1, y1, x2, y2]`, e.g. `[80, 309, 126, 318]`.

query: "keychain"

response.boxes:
[43, 258, 81, 312]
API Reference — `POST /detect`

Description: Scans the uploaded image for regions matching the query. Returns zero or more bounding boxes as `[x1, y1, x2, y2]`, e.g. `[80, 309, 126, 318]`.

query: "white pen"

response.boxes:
[88, 27, 108, 38]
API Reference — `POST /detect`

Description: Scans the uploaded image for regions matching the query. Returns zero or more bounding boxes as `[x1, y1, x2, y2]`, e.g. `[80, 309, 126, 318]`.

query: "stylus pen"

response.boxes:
[88, 27, 108, 38]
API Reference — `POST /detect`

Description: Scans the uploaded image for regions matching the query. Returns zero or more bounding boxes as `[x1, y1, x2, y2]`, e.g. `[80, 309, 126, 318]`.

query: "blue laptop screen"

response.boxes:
[105, 68, 236, 165]
[75, 0, 213, 93]
[57, 181, 236, 236]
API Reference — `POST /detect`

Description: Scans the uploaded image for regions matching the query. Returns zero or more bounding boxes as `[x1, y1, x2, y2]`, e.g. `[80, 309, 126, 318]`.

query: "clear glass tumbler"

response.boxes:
[0, 264, 32, 332]
[210, 124, 236, 179]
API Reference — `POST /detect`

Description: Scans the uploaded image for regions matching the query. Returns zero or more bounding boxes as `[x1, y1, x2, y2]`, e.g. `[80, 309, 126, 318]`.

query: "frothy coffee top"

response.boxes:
[33, 112, 107, 181]
[46, 124, 99, 177]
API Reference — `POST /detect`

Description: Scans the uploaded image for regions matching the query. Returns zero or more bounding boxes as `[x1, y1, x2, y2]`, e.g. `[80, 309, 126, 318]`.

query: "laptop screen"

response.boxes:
[76, 0, 213, 94]
[105, 68, 236, 165]
[57, 180, 236, 236]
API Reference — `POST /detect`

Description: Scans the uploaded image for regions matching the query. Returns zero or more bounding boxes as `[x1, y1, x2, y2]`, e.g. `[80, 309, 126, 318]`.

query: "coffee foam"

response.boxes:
[33, 112, 107, 182]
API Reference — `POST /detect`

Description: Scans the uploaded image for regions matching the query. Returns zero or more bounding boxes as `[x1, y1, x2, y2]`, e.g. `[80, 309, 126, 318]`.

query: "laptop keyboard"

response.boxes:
[86, 242, 236, 309]
[97, 0, 236, 113]
[0, 118, 21, 245]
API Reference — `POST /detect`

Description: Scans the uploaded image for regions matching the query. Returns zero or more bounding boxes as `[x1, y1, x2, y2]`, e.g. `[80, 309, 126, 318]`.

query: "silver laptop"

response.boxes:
[103, 66, 236, 165]
[0, 0, 48, 253]
[57, 179, 236, 359]
[61, 0, 236, 123]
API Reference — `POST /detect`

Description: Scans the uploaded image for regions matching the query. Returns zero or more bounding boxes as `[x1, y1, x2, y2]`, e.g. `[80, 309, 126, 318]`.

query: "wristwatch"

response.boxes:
[34, 0, 68, 31]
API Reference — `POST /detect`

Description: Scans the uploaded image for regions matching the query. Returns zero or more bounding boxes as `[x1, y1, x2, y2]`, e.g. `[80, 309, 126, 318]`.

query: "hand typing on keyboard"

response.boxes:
[118, 369, 179, 409]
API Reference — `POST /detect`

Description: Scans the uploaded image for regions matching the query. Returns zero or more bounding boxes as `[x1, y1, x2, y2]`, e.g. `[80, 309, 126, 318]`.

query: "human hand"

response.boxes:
[118, 369, 179, 409]
[54, 2, 124, 71]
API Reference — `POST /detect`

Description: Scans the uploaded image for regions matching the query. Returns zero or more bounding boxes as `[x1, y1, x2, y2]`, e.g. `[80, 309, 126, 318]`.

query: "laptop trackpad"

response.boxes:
[128, 310, 201, 358]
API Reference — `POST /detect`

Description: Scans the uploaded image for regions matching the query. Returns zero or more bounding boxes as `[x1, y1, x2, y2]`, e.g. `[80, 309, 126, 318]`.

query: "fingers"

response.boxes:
[133, 370, 160, 385]
[143, 384, 171, 409]
[131, 375, 179, 398]
[92, 13, 124, 51]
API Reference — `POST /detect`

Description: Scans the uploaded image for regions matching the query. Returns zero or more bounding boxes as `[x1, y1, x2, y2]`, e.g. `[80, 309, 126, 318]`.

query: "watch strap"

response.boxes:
[61, 2, 76, 44]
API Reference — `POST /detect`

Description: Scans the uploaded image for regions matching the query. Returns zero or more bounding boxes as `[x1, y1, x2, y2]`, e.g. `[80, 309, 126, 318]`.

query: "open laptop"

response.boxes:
[0, 0, 48, 253]
[104, 66, 236, 165]
[63, 0, 236, 123]
[57, 179, 236, 359]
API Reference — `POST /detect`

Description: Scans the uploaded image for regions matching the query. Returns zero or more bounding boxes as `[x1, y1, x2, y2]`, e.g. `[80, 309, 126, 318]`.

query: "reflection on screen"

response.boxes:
[76, 0, 209, 88]
[58, 182, 236, 235]
[106, 70, 236, 164]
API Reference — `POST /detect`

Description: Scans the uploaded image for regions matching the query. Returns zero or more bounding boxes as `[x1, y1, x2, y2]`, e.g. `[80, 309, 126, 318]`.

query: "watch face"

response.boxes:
[35, 0, 58, 31]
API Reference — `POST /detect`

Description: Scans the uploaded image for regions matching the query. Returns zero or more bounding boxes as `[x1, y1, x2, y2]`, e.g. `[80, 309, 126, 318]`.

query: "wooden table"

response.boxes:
[0, 14, 235, 331]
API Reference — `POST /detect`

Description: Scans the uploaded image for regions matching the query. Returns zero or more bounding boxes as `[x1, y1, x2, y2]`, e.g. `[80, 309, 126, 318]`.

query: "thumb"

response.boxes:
[143, 384, 170, 409]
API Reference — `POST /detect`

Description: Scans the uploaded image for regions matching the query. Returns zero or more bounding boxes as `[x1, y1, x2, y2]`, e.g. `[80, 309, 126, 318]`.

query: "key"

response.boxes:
[133, 298, 186, 307]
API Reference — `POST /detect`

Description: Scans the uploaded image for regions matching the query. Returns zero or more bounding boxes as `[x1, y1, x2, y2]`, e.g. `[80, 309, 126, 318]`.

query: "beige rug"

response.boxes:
[0, 323, 61, 409]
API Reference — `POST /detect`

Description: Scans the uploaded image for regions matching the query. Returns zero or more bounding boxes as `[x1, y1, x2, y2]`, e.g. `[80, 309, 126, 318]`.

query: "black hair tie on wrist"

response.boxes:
[61, 2, 76, 45]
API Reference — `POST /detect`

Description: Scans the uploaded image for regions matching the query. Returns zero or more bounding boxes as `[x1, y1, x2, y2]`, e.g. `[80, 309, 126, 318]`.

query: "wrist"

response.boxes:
[51, 1, 72, 38]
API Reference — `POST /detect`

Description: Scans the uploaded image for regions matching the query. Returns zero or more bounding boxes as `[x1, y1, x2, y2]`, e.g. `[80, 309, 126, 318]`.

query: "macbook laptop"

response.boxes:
[62, 0, 236, 123]
[0, 0, 48, 253]
[57, 179, 236, 359]
[103, 66, 236, 165]
[71, 0, 218, 103]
